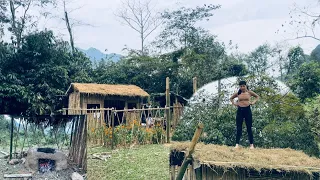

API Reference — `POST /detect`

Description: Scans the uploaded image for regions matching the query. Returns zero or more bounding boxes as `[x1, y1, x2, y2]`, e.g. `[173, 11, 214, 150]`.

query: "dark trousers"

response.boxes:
[236, 106, 254, 144]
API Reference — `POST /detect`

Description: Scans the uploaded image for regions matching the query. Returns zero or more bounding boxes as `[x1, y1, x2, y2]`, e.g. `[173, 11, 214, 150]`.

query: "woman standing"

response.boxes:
[230, 80, 259, 149]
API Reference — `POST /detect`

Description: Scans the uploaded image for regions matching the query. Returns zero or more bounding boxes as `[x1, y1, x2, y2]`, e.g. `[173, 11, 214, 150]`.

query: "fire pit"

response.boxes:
[25, 148, 67, 172]
[38, 158, 56, 173]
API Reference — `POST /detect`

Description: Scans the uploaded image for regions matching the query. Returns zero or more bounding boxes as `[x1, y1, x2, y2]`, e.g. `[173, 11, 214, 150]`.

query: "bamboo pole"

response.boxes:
[166, 77, 171, 143]
[14, 118, 21, 158]
[9, 116, 14, 160]
[176, 123, 204, 180]
[113, 107, 169, 112]
[69, 116, 75, 147]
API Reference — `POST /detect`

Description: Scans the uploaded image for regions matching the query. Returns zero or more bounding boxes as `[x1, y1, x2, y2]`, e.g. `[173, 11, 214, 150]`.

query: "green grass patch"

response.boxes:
[87, 144, 169, 180]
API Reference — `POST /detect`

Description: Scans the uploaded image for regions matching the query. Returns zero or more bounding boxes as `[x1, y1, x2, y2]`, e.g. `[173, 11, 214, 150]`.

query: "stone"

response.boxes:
[21, 158, 26, 164]
[71, 172, 84, 180]
[8, 159, 21, 165]
[25, 148, 68, 171]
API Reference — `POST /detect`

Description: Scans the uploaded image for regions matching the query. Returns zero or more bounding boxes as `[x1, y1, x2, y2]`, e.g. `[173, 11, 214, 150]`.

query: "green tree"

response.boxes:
[94, 55, 176, 95]
[0, 0, 8, 37]
[6, 0, 56, 49]
[0, 30, 92, 115]
[291, 61, 320, 101]
[286, 46, 306, 77]
[304, 95, 320, 141]
[244, 44, 276, 76]
[155, 4, 220, 50]
[310, 44, 320, 63]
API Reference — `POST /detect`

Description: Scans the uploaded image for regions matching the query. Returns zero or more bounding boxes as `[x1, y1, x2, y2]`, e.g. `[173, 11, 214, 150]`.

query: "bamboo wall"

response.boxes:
[82, 95, 106, 145]
[69, 115, 87, 171]
[172, 102, 183, 129]
[66, 93, 185, 147]
[68, 92, 81, 114]
[66, 93, 144, 146]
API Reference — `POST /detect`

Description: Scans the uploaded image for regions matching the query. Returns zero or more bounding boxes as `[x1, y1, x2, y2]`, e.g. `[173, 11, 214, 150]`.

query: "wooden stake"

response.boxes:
[166, 77, 171, 143]
[193, 77, 197, 93]
[176, 123, 204, 180]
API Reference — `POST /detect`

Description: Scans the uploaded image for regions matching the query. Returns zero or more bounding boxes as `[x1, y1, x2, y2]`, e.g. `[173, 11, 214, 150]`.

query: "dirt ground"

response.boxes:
[0, 152, 86, 180]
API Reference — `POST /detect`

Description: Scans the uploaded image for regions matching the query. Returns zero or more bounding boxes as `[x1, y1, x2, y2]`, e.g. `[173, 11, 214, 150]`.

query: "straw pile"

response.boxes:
[66, 83, 149, 97]
[171, 142, 320, 174]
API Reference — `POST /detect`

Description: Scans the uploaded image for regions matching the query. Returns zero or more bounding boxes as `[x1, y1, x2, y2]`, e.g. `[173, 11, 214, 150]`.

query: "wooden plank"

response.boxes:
[4, 174, 32, 178]
[170, 165, 175, 180]
[177, 166, 181, 179]
[202, 165, 207, 180]
[191, 164, 196, 180]
[189, 165, 193, 180]
[207, 166, 213, 180]
[184, 166, 188, 180]
[187, 165, 191, 180]
[194, 165, 202, 180]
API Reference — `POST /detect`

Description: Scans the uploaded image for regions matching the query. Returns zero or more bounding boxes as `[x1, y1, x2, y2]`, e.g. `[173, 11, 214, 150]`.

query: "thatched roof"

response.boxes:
[171, 142, 320, 174]
[66, 83, 149, 97]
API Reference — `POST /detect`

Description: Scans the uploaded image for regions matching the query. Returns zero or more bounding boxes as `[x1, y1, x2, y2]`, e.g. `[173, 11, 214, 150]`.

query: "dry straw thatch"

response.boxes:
[171, 142, 320, 174]
[66, 83, 149, 97]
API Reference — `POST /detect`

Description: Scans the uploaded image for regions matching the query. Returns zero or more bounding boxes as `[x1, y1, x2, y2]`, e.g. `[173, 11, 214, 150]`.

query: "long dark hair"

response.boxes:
[238, 80, 249, 95]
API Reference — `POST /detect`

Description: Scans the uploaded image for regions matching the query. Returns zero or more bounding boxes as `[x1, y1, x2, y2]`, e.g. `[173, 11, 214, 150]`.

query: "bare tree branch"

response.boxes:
[126, 0, 142, 25]
[68, 5, 85, 14]
[15, 0, 32, 47]
[287, 35, 320, 41]
[116, 12, 141, 32]
[294, 4, 320, 18]
[283, 3, 320, 42]
[144, 23, 162, 40]
[115, 0, 162, 55]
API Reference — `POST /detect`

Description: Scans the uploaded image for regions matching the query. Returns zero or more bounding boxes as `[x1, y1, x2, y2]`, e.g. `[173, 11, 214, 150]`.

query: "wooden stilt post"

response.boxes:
[193, 77, 197, 93]
[166, 77, 171, 143]
[176, 123, 204, 180]
[111, 110, 115, 149]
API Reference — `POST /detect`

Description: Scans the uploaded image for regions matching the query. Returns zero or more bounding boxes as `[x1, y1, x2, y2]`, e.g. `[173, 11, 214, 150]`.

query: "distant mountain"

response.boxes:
[78, 47, 122, 62]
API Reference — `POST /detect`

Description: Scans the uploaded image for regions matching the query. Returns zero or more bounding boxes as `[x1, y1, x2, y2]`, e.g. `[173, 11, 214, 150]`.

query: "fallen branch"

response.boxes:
[92, 153, 111, 161]
[0, 151, 9, 156]
[4, 173, 32, 178]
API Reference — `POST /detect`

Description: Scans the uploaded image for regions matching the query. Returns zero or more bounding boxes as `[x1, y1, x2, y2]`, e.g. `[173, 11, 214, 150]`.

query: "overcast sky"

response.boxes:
[6, 0, 320, 55]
